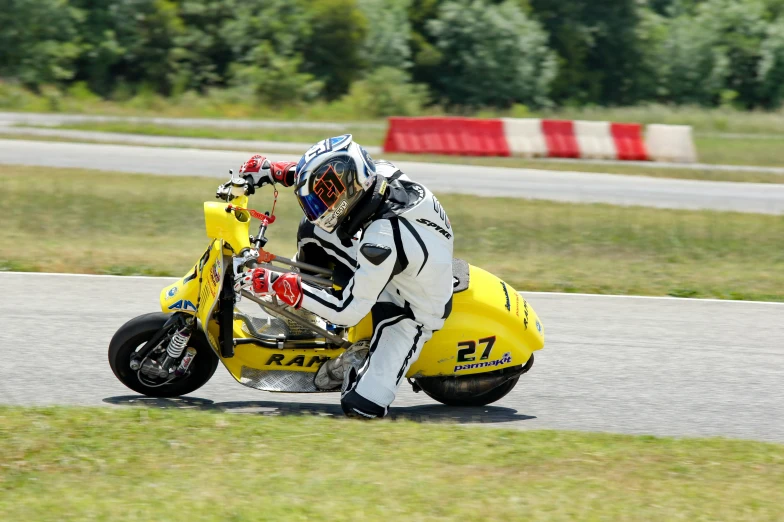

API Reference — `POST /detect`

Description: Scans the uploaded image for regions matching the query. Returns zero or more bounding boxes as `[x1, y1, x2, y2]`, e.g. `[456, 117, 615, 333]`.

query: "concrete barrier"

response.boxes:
[646, 124, 698, 163]
[574, 120, 617, 160]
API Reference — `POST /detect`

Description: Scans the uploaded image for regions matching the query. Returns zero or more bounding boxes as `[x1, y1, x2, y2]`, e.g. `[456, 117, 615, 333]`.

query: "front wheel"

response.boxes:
[108, 312, 219, 398]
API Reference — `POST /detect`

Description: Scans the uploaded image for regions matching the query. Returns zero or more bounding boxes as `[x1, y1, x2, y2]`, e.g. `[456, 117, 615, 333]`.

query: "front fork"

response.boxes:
[130, 313, 199, 383]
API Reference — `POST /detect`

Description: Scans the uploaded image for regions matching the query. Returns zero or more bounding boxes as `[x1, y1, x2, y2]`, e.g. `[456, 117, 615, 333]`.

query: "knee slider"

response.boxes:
[340, 389, 387, 419]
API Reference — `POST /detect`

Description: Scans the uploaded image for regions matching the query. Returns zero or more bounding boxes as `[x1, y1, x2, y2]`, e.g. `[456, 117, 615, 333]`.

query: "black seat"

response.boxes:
[452, 258, 470, 294]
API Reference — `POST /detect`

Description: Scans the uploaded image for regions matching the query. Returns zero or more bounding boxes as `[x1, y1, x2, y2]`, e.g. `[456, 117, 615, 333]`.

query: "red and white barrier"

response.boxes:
[574, 120, 616, 160]
[502, 118, 547, 157]
[383, 117, 696, 163]
[646, 124, 698, 163]
[383, 117, 509, 157]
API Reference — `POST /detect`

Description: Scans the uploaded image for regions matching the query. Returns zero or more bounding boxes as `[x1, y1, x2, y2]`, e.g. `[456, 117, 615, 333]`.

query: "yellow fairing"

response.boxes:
[349, 265, 545, 377]
[160, 197, 251, 317]
[204, 197, 252, 253]
[159, 240, 223, 318]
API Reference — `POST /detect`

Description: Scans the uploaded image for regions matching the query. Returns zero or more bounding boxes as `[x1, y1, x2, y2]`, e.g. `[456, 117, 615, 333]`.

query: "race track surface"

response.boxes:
[2, 273, 782, 442]
[3, 139, 784, 214]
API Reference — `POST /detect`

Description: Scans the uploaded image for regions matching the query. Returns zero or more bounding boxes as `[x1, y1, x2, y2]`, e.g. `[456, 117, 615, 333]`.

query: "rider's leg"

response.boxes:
[340, 316, 432, 419]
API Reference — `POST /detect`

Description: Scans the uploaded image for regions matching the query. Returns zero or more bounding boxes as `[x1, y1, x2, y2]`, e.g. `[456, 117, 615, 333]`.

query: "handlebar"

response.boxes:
[238, 249, 334, 288]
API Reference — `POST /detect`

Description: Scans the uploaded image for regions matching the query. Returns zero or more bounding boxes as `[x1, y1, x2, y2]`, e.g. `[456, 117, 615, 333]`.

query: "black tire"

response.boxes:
[415, 355, 533, 407]
[108, 312, 219, 398]
[417, 375, 521, 407]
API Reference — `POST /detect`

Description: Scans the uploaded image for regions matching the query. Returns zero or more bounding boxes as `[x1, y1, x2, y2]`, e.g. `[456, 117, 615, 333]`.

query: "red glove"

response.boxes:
[239, 268, 302, 308]
[269, 161, 297, 187]
[239, 155, 297, 188]
[271, 272, 303, 308]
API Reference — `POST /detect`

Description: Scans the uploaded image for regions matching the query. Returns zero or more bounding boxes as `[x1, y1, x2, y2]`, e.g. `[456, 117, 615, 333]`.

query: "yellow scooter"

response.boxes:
[108, 183, 545, 407]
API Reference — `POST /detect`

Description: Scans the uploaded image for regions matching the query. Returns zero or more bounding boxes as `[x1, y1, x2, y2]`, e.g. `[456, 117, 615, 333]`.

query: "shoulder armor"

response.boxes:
[360, 243, 393, 265]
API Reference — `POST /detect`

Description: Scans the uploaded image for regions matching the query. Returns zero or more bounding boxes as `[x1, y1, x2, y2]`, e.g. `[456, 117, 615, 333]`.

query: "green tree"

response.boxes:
[757, 15, 784, 107]
[219, 0, 320, 103]
[0, 0, 83, 88]
[357, 0, 413, 70]
[643, 0, 772, 107]
[427, 0, 556, 108]
[300, 0, 368, 99]
[73, 0, 184, 96]
[342, 66, 430, 116]
[529, 0, 647, 105]
[172, 0, 236, 93]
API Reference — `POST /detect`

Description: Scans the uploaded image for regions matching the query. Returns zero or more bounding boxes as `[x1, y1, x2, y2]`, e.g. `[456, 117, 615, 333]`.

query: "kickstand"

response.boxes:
[408, 378, 422, 393]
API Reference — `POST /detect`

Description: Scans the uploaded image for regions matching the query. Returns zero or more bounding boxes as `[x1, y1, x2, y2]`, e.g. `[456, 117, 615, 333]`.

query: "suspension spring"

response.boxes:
[166, 327, 191, 359]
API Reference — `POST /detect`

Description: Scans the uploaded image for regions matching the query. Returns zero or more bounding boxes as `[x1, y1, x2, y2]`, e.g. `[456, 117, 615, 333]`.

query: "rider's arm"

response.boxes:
[299, 219, 398, 326]
[239, 155, 297, 189]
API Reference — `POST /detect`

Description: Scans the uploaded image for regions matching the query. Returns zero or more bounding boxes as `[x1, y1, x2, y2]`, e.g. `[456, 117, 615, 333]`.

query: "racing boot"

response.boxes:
[314, 340, 370, 391]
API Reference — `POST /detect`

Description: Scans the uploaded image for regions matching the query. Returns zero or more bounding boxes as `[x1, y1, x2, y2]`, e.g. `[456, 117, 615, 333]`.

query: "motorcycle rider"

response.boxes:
[221, 135, 454, 419]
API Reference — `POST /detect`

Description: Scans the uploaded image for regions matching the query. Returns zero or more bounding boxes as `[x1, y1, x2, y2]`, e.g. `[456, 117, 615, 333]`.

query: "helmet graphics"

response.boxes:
[294, 134, 377, 232]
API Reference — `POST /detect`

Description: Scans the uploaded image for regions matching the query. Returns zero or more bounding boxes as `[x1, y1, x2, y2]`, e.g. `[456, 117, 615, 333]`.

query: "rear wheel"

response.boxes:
[415, 355, 533, 407]
[108, 312, 219, 398]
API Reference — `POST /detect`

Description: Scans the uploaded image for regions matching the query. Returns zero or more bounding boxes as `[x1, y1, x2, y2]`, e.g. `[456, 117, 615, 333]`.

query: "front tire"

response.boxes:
[108, 313, 219, 398]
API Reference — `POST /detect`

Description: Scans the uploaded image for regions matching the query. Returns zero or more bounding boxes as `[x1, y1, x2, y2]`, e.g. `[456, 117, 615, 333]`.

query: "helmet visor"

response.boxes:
[297, 190, 328, 223]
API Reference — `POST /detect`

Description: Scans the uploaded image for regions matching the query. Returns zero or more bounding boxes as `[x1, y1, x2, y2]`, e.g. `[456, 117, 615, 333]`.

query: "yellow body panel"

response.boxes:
[349, 265, 545, 377]
[209, 320, 344, 379]
[204, 197, 252, 253]
[160, 197, 546, 385]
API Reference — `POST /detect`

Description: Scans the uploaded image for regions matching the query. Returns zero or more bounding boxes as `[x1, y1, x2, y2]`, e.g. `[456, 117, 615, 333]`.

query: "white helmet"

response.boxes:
[294, 134, 378, 232]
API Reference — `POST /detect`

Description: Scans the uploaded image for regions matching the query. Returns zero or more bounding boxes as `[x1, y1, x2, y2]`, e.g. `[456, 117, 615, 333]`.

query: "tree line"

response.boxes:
[3, 0, 784, 114]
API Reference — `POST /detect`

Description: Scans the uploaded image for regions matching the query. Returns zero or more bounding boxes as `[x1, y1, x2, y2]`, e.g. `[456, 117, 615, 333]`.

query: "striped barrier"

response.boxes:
[383, 117, 509, 157]
[383, 117, 697, 163]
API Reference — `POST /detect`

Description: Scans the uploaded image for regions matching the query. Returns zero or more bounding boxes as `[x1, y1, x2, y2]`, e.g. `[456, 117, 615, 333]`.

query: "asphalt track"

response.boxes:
[1, 272, 782, 442]
[3, 139, 784, 214]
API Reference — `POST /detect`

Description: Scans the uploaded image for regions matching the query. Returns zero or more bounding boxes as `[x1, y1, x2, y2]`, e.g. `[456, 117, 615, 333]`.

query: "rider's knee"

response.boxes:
[340, 389, 387, 419]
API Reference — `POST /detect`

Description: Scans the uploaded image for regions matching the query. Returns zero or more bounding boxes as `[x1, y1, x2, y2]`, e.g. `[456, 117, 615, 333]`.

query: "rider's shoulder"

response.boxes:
[362, 217, 396, 241]
[374, 160, 404, 178]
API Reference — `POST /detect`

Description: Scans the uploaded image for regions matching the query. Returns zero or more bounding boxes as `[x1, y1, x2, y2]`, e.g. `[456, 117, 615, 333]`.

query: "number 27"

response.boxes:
[457, 336, 496, 363]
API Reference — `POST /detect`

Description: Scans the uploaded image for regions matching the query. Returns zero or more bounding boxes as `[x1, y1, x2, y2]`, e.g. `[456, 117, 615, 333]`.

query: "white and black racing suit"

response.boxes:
[295, 161, 454, 418]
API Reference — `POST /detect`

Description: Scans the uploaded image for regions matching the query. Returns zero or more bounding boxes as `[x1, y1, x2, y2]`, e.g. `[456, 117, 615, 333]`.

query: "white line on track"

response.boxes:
[3, 271, 782, 306]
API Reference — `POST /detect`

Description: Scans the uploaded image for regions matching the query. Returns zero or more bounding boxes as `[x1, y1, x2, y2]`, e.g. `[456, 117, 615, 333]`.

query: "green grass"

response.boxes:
[2, 165, 783, 301]
[26, 121, 784, 171]
[1, 407, 783, 521]
[695, 135, 784, 167]
[19, 121, 387, 146]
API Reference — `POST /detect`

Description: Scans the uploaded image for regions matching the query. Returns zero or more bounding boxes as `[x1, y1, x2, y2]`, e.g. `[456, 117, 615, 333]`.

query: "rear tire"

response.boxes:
[415, 355, 533, 407]
[418, 375, 520, 407]
[108, 312, 219, 398]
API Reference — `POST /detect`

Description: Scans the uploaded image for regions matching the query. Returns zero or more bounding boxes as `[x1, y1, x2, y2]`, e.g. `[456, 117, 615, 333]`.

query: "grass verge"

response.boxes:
[17, 121, 387, 146]
[2, 165, 783, 301]
[0, 407, 783, 521]
[4, 128, 784, 184]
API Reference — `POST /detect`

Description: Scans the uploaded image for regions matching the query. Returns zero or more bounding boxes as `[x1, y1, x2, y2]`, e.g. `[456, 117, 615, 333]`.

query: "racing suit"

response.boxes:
[290, 161, 454, 418]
